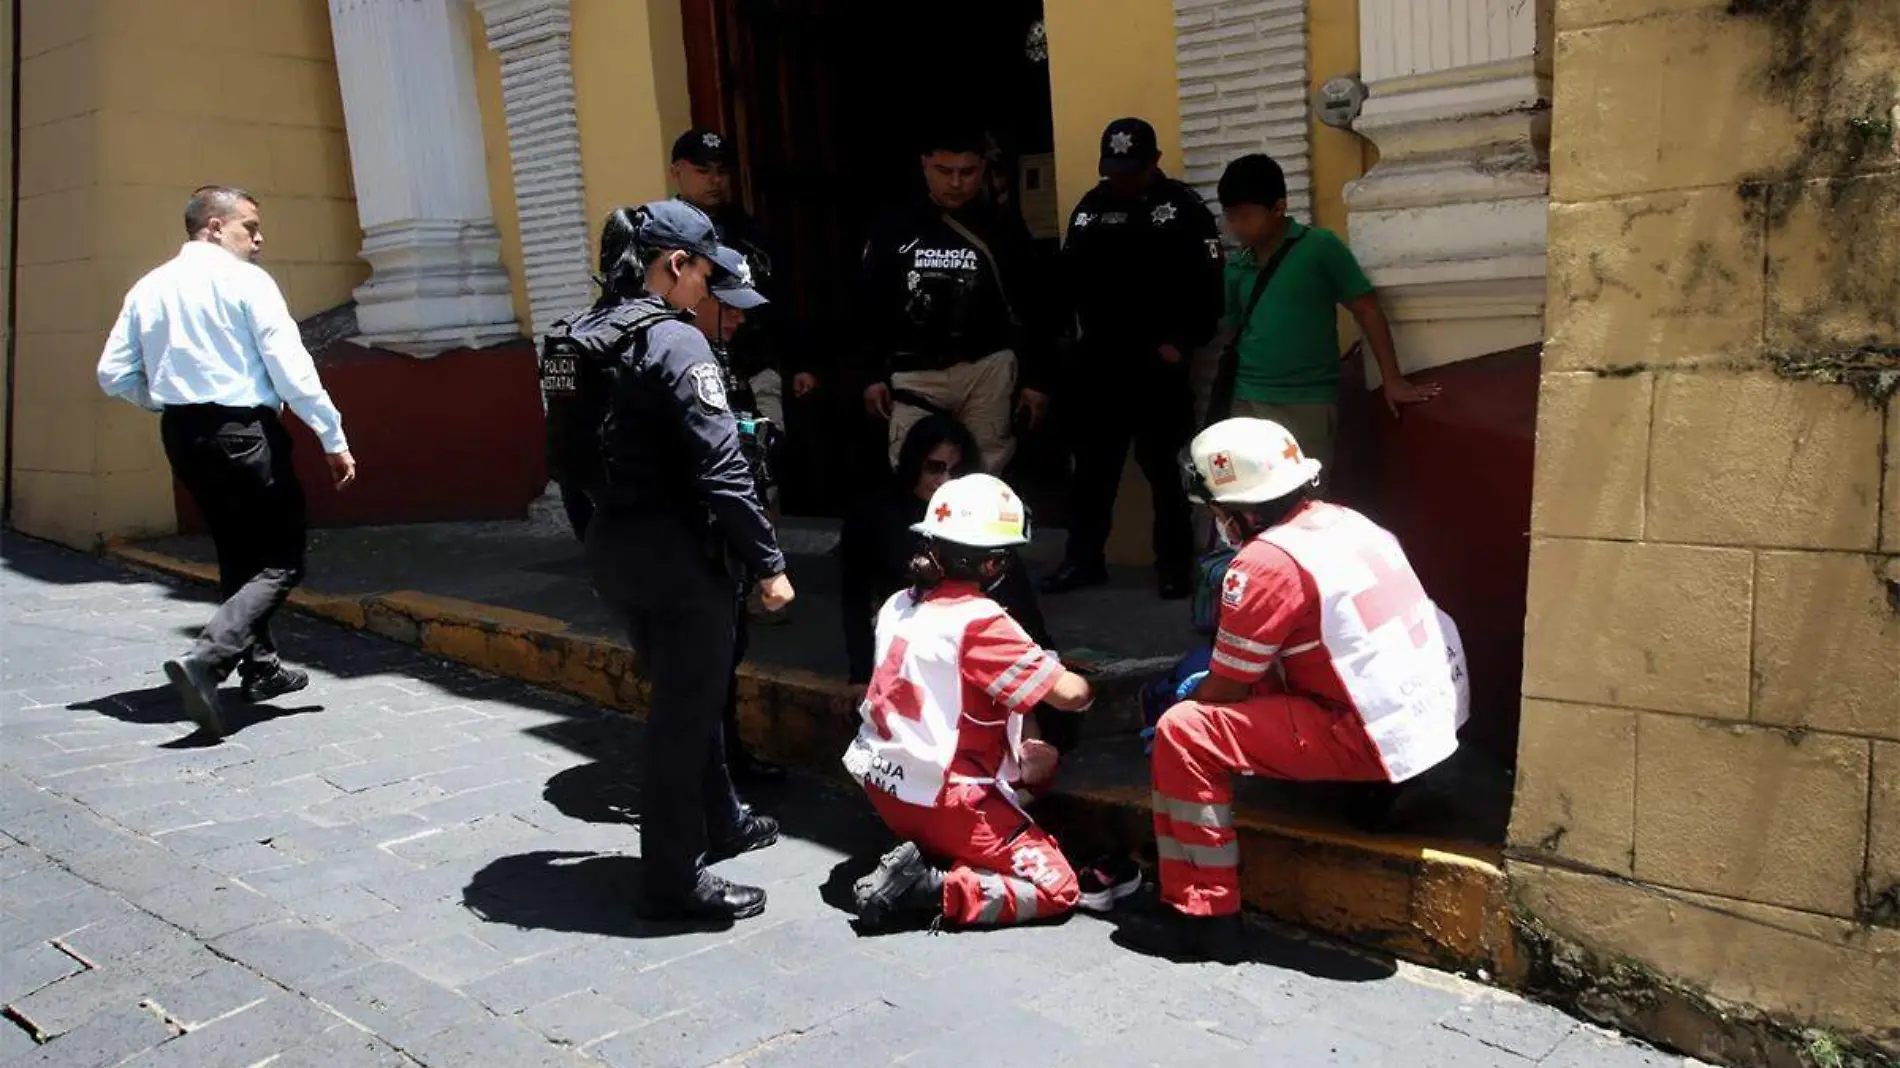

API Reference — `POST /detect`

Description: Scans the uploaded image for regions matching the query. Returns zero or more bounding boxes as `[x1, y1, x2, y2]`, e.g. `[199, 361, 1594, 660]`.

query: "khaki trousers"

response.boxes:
[888, 349, 1018, 474]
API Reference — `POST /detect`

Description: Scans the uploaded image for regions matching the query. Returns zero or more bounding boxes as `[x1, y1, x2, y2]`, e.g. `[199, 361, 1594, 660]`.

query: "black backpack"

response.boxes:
[540, 300, 683, 491]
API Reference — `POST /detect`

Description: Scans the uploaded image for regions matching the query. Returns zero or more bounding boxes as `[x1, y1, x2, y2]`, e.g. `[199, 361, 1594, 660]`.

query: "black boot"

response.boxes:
[1117, 906, 1245, 964]
[164, 657, 225, 739]
[853, 842, 945, 930]
[709, 811, 780, 863]
[639, 871, 767, 924]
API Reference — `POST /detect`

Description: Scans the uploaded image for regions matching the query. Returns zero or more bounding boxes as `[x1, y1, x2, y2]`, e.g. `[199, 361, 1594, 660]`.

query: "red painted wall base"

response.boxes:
[175, 340, 548, 533]
[1331, 345, 1541, 767]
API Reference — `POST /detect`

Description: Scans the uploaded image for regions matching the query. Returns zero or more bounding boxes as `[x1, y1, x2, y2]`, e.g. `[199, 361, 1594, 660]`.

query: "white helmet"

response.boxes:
[1186, 418, 1323, 504]
[911, 474, 1031, 549]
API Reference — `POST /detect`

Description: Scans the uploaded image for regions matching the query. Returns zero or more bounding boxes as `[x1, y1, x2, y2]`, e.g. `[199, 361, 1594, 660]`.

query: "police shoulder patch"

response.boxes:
[686, 362, 729, 412]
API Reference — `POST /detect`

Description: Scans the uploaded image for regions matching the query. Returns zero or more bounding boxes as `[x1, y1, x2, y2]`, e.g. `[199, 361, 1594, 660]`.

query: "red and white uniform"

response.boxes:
[844, 581, 1080, 925]
[1152, 500, 1468, 916]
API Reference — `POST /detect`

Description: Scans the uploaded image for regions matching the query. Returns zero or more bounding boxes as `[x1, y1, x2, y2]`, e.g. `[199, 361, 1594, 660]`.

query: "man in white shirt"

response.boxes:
[97, 185, 357, 740]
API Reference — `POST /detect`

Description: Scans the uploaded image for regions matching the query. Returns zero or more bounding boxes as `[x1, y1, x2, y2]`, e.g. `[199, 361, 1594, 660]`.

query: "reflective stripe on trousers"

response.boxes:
[972, 871, 1041, 925]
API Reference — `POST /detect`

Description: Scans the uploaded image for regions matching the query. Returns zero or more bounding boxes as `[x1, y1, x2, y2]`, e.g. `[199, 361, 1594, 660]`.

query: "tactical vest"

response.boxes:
[540, 300, 684, 491]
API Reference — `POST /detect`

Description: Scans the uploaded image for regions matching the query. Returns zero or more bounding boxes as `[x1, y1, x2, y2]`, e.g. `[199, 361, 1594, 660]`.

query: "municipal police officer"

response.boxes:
[1041, 118, 1224, 601]
[571, 200, 795, 923]
[857, 122, 1050, 476]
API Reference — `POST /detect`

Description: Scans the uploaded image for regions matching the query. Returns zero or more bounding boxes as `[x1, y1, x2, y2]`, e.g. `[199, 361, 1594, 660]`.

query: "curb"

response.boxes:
[106, 542, 1510, 973]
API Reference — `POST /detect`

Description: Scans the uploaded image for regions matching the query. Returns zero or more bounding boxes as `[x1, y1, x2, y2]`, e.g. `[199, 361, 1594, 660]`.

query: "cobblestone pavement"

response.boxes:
[0, 536, 1697, 1067]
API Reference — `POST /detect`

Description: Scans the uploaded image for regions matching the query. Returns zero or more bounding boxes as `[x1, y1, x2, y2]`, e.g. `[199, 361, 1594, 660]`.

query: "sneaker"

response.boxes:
[1076, 853, 1144, 913]
[853, 841, 944, 930]
[709, 812, 780, 863]
[240, 666, 309, 704]
[163, 657, 225, 740]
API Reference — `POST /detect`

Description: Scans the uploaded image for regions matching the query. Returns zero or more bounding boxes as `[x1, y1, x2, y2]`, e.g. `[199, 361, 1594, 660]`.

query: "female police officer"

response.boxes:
[577, 200, 795, 923]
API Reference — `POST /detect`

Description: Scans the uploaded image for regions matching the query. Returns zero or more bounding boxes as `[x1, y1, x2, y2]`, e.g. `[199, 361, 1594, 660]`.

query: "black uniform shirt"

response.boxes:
[1060, 175, 1224, 356]
[855, 200, 1047, 389]
[593, 298, 785, 579]
[707, 206, 797, 383]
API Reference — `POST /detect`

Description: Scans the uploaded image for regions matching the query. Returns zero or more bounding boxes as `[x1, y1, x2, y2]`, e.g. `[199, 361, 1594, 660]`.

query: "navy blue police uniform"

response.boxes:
[1044, 118, 1224, 599]
[575, 202, 783, 921]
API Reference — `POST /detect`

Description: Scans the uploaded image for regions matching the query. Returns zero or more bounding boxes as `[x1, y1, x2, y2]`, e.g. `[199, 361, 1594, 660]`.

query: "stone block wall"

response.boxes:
[1509, 0, 1899, 1058]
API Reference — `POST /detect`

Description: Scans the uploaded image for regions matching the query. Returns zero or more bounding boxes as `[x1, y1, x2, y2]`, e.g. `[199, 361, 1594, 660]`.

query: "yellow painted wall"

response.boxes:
[571, 0, 693, 271]
[1511, 0, 1900, 1055]
[10, 0, 363, 548]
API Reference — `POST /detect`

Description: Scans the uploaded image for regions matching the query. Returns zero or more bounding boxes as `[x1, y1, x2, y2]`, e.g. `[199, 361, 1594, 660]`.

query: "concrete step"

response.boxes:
[108, 541, 1510, 974]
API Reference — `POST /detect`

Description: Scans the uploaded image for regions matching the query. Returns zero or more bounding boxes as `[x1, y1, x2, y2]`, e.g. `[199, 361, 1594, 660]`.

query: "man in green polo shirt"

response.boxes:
[1214, 154, 1438, 473]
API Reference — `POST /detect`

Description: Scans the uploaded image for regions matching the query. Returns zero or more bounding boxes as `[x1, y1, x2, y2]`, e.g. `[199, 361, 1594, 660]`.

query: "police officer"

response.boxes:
[572, 200, 795, 923]
[857, 122, 1050, 475]
[1041, 118, 1224, 601]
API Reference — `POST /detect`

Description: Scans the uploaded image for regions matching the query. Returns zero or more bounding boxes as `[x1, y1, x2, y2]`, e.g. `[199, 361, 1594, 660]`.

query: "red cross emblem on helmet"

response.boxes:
[1209, 450, 1237, 486]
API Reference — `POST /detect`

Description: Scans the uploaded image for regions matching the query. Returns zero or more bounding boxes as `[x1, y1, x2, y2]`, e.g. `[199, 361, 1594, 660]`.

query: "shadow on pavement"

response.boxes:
[460, 850, 749, 939]
[1106, 903, 1399, 982]
[68, 685, 323, 743]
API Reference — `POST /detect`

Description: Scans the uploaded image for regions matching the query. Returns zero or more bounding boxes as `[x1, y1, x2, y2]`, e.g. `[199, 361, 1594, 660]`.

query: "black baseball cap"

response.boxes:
[671, 127, 732, 167]
[1099, 117, 1159, 176]
[631, 200, 765, 309]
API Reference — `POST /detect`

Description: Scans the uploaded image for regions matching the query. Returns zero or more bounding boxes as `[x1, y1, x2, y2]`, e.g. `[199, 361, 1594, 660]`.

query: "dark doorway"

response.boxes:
[681, 0, 1064, 518]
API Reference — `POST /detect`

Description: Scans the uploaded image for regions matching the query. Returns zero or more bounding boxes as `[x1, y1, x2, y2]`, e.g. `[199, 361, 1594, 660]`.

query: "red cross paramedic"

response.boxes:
[845, 474, 1097, 930]
[1130, 417, 1470, 961]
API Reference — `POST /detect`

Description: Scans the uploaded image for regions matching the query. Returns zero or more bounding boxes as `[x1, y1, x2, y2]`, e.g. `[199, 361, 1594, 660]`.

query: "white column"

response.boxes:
[472, 0, 594, 339]
[1345, 0, 1551, 379]
[329, 0, 520, 355]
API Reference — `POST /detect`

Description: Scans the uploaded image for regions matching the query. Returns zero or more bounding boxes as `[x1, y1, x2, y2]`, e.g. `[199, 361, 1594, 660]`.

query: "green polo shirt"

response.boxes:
[1222, 222, 1374, 405]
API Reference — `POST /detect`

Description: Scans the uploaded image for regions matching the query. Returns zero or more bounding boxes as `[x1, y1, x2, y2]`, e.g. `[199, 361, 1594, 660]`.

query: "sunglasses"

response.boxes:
[922, 459, 954, 476]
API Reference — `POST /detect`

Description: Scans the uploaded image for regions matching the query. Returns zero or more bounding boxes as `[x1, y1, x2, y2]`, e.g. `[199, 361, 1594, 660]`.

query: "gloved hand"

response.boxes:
[1175, 670, 1209, 703]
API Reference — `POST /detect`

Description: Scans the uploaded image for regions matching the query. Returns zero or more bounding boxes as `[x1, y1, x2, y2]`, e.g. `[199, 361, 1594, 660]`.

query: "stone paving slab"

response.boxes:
[0, 535, 1698, 1067]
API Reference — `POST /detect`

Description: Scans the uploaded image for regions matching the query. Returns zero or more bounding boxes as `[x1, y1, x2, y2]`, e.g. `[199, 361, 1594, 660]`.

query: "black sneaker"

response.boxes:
[638, 872, 767, 923]
[1076, 854, 1144, 913]
[163, 657, 225, 739]
[853, 841, 944, 930]
[1116, 907, 1246, 964]
[240, 666, 309, 704]
[709, 812, 780, 863]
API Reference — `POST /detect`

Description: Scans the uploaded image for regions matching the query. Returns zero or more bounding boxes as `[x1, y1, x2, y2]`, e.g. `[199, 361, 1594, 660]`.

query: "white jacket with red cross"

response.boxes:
[1212, 501, 1470, 782]
[842, 582, 1063, 807]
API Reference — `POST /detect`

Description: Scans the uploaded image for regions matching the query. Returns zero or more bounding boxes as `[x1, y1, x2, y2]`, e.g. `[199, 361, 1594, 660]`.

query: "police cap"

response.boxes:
[1099, 117, 1160, 177]
[631, 200, 766, 310]
[671, 127, 732, 167]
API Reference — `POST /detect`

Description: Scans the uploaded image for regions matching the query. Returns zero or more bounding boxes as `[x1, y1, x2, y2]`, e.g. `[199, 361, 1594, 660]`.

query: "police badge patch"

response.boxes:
[687, 362, 729, 412]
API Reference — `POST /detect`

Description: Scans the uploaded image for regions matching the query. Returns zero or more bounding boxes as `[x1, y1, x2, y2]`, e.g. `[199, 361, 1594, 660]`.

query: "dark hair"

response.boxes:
[184, 186, 256, 236]
[905, 538, 1010, 597]
[1216, 154, 1287, 210]
[893, 414, 981, 494]
[597, 207, 646, 296]
[919, 121, 989, 159]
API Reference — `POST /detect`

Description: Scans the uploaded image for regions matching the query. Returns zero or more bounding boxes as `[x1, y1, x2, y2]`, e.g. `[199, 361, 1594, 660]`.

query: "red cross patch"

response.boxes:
[1282, 438, 1301, 463]
[933, 503, 953, 522]
[1221, 568, 1248, 608]
[1209, 451, 1238, 487]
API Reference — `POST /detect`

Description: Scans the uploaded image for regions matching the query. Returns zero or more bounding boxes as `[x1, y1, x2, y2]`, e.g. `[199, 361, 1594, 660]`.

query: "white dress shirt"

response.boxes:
[96, 242, 349, 454]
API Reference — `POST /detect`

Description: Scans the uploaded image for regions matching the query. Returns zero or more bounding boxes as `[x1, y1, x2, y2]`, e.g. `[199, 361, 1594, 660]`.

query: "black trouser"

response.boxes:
[558, 481, 594, 542]
[1062, 350, 1195, 577]
[584, 511, 745, 898]
[159, 405, 308, 682]
[724, 609, 750, 767]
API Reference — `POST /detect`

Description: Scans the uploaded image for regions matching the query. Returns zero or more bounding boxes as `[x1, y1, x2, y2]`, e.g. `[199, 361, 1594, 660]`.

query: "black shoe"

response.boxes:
[1157, 574, 1193, 601]
[1076, 853, 1145, 913]
[853, 841, 945, 930]
[639, 872, 767, 923]
[1117, 907, 1245, 964]
[240, 666, 309, 704]
[729, 749, 786, 785]
[1040, 561, 1109, 596]
[709, 812, 780, 863]
[163, 657, 225, 740]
